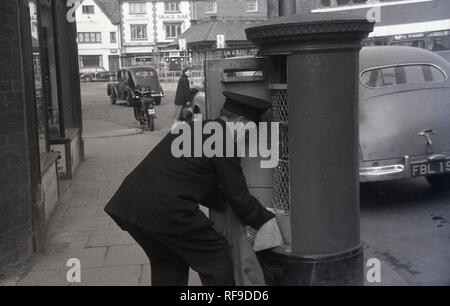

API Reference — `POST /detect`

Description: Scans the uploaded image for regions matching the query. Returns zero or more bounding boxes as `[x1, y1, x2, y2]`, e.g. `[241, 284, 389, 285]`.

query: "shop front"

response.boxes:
[27, 0, 84, 249]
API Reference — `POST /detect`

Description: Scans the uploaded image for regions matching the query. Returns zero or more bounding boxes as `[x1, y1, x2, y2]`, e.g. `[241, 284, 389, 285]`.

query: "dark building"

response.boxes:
[0, 0, 83, 273]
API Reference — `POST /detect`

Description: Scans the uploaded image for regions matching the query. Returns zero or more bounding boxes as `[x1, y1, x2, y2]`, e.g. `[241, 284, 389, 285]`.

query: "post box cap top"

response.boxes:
[245, 13, 375, 46]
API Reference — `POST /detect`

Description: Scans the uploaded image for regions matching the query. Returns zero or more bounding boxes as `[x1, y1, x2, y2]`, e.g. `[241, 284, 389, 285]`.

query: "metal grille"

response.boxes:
[271, 88, 290, 216]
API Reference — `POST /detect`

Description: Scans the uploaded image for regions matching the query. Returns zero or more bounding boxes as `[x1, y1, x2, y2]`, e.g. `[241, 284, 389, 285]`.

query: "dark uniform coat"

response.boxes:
[104, 119, 274, 235]
[174, 73, 191, 106]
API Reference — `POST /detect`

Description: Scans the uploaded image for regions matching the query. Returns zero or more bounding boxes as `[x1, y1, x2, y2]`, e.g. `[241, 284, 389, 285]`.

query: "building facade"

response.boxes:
[177, 0, 269, 74]
[76, 0, 121, 73]
[298, 0, 450, 52]
[0, 0, 83, 273]
[119, 0, 192, 68]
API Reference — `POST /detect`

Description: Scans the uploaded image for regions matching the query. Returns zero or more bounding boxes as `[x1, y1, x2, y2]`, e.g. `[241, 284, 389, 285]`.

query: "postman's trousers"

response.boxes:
[123, 222, 235, 286]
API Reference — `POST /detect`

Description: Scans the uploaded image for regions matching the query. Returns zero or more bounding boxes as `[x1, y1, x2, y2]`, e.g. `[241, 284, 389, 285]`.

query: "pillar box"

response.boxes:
[245, 13, 374, 285]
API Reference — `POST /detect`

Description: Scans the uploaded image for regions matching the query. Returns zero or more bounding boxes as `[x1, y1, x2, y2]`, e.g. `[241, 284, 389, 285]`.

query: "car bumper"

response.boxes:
[359, 154, 450, 182]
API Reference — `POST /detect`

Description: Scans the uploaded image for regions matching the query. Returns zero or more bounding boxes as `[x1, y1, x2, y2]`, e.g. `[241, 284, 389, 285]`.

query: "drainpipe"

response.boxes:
[279, 0, 296, 16]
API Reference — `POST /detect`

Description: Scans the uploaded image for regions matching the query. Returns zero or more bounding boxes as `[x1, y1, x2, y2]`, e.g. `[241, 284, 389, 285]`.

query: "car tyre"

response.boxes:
[426, 174, 450, 190]
[85, 76, 93, 82]
[110, 96, 116, 105]
[154, 97, 161, 105]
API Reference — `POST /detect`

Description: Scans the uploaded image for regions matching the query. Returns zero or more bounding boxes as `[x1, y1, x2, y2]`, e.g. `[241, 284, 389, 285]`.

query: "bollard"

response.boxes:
[246, 13, 374, 286]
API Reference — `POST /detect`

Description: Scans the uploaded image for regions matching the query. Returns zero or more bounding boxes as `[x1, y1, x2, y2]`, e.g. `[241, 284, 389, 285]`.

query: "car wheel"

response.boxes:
[426, 174, 450, 190]
[85, 76, 93, 82]
[154, 97, 161, 105]
[110, 96, 116, 105]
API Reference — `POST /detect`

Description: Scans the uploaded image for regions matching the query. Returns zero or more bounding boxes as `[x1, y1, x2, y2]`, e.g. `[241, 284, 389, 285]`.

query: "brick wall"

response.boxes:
[0, 0, 34, 272]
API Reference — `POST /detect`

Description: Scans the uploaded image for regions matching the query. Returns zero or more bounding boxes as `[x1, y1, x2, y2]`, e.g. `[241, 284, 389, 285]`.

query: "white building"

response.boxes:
[76, 0, 121, 72]
[119, 0, 192, 68]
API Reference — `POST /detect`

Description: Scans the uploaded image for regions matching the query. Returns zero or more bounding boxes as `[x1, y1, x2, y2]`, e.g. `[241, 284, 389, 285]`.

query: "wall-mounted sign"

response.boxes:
[136, 57, 152, 62]
[157, 14, 189, 20]
[217, 34, 225, 49]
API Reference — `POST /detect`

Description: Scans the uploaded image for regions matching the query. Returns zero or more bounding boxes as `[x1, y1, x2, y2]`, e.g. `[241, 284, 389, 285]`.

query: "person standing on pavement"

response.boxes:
[105, 91, 276, 286]
[173, 67, 192, 121]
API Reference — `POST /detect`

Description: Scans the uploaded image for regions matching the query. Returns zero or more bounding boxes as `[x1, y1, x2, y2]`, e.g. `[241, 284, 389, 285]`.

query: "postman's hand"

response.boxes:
[253, 210, 283, 252]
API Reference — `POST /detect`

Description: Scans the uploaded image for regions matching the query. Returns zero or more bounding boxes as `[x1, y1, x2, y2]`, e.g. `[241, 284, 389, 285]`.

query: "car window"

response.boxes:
[135, 70, 155, 78]
[361, 64, 447, 88]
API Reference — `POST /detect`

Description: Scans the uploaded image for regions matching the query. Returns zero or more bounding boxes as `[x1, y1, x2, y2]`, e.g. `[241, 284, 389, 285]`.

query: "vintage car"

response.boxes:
[107, 67, 164, 107]
[80, 67, 115, 82]
[359, 46, 450, 188]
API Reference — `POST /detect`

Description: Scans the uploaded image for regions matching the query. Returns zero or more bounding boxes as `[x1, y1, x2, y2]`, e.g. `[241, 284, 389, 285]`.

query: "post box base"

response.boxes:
[257, 245, 364, 286]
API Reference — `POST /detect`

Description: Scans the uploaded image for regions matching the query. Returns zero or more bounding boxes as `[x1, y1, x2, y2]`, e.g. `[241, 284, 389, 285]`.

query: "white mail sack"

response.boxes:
[254, 217, 283, 252]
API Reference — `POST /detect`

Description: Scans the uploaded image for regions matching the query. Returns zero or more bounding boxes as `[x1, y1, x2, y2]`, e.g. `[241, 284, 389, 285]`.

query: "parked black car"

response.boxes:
[107, 67, 164, 131]
[80, 67, 116, 82]
[107, 67, 164, 107]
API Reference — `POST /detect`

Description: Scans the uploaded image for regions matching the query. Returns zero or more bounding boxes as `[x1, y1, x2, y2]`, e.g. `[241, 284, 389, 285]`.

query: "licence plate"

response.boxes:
[148, 109, 155, 115]
[411, 159, 450, 177]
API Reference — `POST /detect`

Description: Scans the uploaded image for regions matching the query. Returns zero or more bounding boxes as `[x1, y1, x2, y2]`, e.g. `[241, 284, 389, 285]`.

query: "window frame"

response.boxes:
[82, 5, 95, 14]
[130, 24, 148, 40]
[205, 0, 217, 14]
[165, 1, 180, 13]
[360, 62, 448, 89]
[78, 32, 102, 43]
[129, 2, 147, 14]
[246, 0, 258, 12]
[164, 22, 182, 39]
[110, 32, 117, 43]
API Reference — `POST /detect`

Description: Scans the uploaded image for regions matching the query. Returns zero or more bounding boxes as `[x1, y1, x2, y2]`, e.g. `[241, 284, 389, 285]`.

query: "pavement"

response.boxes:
[14, 130, 202, 286]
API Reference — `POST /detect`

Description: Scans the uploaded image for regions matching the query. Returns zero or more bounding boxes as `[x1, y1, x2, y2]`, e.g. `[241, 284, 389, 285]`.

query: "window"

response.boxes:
[129, 2, 147, 14]
[78, 32, 102, 43]
[205, 1, 217, 13]
[361, 64, 447, 88]
[317, 0, 368, 8]
[82, 5, 95, 14]
[165, 1, 180, 12]
[165, 23, 182, 39]
[79, 55, 103, 68]
[247, 0, 258, 12]
[110, 32, 117, 43]
[131, 24, 147, 40]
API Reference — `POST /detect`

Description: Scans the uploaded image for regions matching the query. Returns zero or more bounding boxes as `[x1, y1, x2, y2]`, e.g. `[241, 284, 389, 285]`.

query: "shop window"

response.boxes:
[129, 2, 147, 14]
[165, 23, 182, 39]
[29, 0, 48, 154]
[165, 2, 180, 13]
[131, 24, 147, 40]
[82, 5, 95, 14]
[79, 55, 103, 68]
[78, 32, 102, 43]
